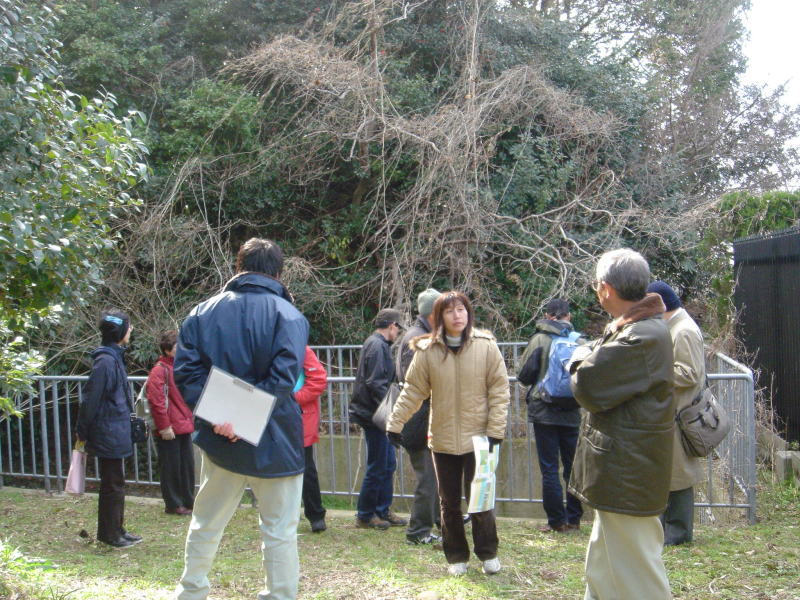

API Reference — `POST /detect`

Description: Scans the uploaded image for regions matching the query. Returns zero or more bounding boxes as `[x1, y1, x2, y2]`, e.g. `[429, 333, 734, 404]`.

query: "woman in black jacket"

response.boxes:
[76, 309, 142, 548]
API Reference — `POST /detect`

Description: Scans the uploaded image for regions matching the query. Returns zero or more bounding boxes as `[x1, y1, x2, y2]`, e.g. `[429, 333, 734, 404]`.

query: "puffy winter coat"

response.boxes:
[387, 329, 510, 455]
[665, 308, 705, 490]
[568, 294, 675, 516]
[174, 272, 309, 478]
[295, 347, 328, 447]
[76, 344, 133, 459]
[145, 355, 195, 438]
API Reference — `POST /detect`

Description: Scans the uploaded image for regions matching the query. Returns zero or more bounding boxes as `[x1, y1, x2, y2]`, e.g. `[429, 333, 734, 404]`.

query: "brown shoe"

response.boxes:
[166, 506, 192, 516]
[566, 522, 580, 532]
[355, 516, 390, 530]
[380, 511, 408, 527]
[538, 523, 569, 533]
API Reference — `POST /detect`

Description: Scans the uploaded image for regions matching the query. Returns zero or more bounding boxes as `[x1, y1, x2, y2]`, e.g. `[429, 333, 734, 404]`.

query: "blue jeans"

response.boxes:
[533, 422, 583, 527]
[356, 425, 397, 521]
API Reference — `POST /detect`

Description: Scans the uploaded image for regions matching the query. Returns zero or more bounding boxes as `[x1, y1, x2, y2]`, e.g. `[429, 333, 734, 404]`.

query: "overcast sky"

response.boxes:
[742, 0, 799, 109]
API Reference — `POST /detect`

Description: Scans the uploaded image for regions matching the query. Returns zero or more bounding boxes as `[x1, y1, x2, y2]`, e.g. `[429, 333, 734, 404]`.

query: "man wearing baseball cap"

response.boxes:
[349, 308, 407, 529]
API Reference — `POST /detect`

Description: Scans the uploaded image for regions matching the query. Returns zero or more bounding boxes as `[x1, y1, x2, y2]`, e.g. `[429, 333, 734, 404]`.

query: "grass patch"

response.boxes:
[1, 478, 798, 599]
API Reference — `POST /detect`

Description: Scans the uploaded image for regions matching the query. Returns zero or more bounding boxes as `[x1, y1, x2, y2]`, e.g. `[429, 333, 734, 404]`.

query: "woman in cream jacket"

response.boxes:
[387, 291, 510, 576]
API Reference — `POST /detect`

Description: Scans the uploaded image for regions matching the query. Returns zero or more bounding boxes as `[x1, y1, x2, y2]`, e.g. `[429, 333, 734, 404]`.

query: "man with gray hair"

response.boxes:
[393, 288, 441, 545]
[568, 248, 675, 599]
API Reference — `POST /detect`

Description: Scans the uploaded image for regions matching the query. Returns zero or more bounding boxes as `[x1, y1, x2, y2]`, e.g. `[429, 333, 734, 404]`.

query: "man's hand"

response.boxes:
[213, 422, 240, 443]
[387, 431, 403, 448]
[159, 426, 176, 440]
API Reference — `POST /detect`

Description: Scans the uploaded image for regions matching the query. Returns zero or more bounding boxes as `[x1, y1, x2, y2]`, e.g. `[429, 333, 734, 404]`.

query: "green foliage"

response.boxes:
[39, 0, 800, 354]
[0, 0, 148, 410]
[700, 190, 800, 328]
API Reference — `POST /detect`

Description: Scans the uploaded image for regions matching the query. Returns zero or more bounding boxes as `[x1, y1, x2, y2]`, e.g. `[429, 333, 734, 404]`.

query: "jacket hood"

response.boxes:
[410, 328, 495, 352]
[414, 314, 433, 334]
[91, 344, 125, 361]
[610, 293, 665, 333]
[535, 318, 574, 337]
[223, 272, 293, 303]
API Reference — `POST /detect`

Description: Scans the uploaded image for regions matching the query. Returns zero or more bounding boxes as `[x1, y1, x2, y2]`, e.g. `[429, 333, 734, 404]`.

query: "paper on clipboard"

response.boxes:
[194, 366, 276, 445]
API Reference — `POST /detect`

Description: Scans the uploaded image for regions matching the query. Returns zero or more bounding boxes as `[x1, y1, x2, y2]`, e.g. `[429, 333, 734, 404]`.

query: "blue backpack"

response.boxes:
[536, 331, 581, 409]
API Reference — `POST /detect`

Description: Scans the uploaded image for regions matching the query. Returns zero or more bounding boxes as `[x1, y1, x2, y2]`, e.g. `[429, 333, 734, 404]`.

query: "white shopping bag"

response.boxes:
[467, 435, 499, 513]
[65, 448, 87, 495]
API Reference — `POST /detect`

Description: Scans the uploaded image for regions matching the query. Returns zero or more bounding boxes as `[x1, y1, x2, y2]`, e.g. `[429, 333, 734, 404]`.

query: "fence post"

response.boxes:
[51, 381, 63, 493]
[38, 379, 51, 493]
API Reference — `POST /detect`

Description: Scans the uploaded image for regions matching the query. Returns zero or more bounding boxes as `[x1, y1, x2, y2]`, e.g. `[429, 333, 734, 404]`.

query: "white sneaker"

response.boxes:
[482, 557, 501, 575]
[447, 562, 468, 576]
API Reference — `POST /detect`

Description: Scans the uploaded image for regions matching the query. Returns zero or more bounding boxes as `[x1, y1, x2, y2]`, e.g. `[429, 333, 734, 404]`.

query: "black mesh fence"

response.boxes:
[733, 226, 800, 442]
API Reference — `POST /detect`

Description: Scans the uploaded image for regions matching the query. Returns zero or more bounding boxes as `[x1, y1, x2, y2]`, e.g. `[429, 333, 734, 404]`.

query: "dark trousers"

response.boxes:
[156, 433, 196, 511]
[406, 447, 439, 538]
[97, 457, 125, 543]
[533, 422, 583, 527]
[432, 451, 498, 563]
[661, 486, 694, 545]
[357, 425, 396, 521]
[302, 445, 326, 522]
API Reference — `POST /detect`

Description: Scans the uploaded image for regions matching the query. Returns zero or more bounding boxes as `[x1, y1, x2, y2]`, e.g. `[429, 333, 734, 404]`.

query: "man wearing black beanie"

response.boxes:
[646, 280, 705, 546]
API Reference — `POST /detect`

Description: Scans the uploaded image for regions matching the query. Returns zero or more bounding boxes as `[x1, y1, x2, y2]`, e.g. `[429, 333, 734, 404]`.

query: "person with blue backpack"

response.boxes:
[517, 298, 584, 533]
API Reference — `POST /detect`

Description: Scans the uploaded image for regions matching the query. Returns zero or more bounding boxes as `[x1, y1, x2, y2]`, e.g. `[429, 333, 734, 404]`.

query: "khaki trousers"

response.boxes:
[175, 451, 303, 600]
[584, 509, 672, 600]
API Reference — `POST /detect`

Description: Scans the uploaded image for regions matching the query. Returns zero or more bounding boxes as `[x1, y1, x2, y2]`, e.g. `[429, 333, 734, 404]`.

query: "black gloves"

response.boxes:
[387, 431, 403, 448]
[488, 437, 503, 452]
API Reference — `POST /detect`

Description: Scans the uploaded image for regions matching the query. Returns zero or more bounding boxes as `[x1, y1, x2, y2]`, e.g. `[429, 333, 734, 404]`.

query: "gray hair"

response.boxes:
[595, 248, 650, 301]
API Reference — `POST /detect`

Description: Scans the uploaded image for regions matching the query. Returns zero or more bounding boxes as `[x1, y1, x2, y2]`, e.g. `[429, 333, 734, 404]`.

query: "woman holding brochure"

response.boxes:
[386, 291, 510, 577]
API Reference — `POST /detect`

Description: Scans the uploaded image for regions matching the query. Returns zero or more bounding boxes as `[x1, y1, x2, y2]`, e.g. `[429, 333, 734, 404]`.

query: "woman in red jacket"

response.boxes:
[146, 330, 196, 515]
[294, 346, 328, 532]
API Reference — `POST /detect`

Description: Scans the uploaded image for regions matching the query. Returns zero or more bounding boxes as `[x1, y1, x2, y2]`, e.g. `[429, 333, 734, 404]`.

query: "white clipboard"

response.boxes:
[194, 366, 277, 446]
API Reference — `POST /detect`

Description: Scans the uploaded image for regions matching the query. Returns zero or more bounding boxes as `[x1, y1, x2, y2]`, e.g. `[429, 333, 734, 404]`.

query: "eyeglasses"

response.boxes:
[393, 322, 404, 331]
[591, 279, 603, 291]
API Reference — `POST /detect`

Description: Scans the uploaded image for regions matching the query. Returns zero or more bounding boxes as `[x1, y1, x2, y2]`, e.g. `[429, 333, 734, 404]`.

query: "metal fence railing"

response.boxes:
[0, 344, 756, 523]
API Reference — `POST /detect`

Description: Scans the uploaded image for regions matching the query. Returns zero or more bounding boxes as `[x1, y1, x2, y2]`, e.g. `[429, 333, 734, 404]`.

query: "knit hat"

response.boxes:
[374, 308, 404, 329]
[646, 281, 681, 311]
[417, 288, 441, 317]
[98, 310, 130, 344]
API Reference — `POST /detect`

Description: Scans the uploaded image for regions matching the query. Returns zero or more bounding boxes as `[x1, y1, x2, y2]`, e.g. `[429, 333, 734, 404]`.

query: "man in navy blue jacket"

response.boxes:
[174, 238, 309, 600]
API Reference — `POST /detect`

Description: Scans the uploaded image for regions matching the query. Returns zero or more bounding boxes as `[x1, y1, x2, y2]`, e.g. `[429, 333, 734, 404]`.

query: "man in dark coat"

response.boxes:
[349, 308, 406, 530]
[569, 248, 675, 600]
[174, 238, 309, 600]
[76, 309, 141, 548]
[395, 288, 441, 545]
[517, 298, 583, 533]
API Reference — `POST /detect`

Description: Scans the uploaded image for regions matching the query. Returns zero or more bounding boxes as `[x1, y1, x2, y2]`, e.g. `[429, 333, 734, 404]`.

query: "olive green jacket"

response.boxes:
[387, 329, 510, 455]
[568, 294, 676, 516]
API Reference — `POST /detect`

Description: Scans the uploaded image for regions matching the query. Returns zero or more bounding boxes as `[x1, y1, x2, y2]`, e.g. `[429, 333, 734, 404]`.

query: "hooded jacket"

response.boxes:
[387, 329, 510, 455]
[174, 272, 309, 478]
[518, 318, 582, 427]
[395, 314, 433, 451]
[76, 344, 133, 459]
[568, 294, 675, 516]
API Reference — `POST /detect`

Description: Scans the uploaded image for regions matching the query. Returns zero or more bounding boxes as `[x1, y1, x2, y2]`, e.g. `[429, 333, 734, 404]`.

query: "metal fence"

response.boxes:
[0, 344, 756, 523]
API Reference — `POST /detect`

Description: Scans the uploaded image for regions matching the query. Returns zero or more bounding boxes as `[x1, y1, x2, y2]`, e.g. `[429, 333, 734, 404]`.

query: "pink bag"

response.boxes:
[65, 449, 87, 495]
